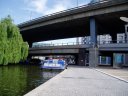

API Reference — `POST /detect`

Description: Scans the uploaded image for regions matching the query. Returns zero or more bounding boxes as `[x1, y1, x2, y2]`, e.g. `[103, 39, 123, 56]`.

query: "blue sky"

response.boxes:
[0, 0, 91, 24]
[0, 0, 91, 43]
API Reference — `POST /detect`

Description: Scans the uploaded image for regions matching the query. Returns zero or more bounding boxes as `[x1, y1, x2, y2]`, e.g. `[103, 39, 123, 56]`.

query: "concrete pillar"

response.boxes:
[77, 49, 86, 66]
[89, 48, 99, 67]
[90, 17, 97, 46]
[76, 37, 79, 44]
[89, 17, 99, 67]
[112, 33, 117, 43]
[125, 24, 128, 43]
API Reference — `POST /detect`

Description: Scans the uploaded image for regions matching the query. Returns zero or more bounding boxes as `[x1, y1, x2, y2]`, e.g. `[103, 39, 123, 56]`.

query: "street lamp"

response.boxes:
[76, 0, 78, 7]
[120, 17, 128, 23]
[30, 11, 32, 20]
[76, 0, 79, 44]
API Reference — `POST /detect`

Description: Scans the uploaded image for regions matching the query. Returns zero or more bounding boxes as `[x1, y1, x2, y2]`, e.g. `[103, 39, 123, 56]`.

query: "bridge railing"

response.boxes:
[19, 0, 127, 26]
[98, 40, 128, 44]
[32, 42, 85, 48]
[32, 40, 128, 48]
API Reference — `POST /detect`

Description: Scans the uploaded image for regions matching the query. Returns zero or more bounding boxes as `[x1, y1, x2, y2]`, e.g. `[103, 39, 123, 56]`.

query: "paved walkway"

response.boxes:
[24, 66, 128, 96]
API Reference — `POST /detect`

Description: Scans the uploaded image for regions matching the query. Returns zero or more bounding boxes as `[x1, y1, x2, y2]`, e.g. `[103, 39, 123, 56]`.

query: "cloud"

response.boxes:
[44, 0, 72, 15]
[79, 0, 91, 6]
[24, 0, 48, 13]
[24, 0, 73, 15]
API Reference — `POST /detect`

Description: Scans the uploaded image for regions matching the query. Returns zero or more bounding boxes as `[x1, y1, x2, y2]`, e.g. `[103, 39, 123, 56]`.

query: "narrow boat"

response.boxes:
[40, 59, 67, 70]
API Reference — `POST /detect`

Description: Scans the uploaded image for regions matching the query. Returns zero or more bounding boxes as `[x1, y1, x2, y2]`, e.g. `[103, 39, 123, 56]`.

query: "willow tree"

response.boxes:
[0, 16, 28, 65]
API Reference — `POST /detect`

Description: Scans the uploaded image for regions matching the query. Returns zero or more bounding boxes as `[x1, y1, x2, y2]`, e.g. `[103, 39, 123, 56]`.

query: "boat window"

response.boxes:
[44, 61, 48, 63]
[49, 60, 53, 63]
[58, 60, 64, 65]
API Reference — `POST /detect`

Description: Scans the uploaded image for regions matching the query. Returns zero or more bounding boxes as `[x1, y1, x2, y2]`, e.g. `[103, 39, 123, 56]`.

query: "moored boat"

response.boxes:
[40, 59, 67, 70]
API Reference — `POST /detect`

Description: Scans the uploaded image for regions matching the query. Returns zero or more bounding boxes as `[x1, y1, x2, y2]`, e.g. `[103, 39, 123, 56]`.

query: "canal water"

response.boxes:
[0, 65, 61, 96]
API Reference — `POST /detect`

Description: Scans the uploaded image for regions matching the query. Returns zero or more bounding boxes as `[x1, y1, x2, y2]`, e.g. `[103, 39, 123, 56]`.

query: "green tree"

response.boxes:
[0, 16, 28, 65]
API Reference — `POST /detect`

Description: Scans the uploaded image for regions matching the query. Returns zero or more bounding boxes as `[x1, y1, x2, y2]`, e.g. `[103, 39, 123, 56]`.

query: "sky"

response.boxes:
[0, 0, 91, 44]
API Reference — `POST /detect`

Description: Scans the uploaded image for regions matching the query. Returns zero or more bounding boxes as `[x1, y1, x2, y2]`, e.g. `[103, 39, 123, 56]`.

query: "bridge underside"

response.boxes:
[29, 48, 87, 66]
[21, 11, 128, 44]
[19, 0, 128, 67]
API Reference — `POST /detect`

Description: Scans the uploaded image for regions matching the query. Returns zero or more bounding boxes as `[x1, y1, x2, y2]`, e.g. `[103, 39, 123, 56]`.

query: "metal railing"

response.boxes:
[97, 40, 128, 44]
[18, 0, 127, 26]
[32, 40, 128, 48]
[32, 42, 84, 48]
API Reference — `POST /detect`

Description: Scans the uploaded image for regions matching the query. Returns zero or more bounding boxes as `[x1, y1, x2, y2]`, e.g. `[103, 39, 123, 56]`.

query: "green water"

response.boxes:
[0, 65, 61, 96]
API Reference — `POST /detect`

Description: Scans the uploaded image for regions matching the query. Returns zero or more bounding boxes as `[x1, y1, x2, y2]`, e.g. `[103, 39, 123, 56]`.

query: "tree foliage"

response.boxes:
[0, 16, 28, 65]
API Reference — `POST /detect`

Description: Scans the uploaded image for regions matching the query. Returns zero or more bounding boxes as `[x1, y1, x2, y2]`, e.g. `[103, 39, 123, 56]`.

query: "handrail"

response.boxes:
[32, 40, 128, 48]
[32, 42, 84, 48]
[18, 0, 127, 27]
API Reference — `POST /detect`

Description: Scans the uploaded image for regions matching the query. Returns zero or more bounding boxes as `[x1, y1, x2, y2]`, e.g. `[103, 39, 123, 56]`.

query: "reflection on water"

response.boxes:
[0, 65, 61, 96]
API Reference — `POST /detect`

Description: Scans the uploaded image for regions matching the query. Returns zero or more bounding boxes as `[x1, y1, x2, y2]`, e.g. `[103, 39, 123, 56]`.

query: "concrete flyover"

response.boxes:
[19, 0, 128, 67]
[29, 45, 89, 55]
[29, 43, 128, 66]
[29, 43, 128, 54]
[29, 45, 88, 66]
[19, 0, 128, 46]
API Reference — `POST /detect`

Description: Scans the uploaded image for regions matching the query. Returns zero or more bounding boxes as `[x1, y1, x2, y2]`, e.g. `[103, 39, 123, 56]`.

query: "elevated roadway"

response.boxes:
[19, 0, 128, 67]
[29, 43, 128, 55]
[19, 0, 128, 45]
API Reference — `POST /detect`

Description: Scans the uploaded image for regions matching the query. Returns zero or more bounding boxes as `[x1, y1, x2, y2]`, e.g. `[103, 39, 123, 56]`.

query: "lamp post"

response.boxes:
[30, 11, 32, 20]
[77, 0, 78, 7]
[120, 17, 128, 23]
[76, 0, 79, 44]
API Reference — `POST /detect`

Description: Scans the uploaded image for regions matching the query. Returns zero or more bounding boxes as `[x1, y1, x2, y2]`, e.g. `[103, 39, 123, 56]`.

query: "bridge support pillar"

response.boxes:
[89, 17, 99, 67]
[89, 48, 99, 67]
[90, 17, 97, 46]
[77, 49, 86, 66]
